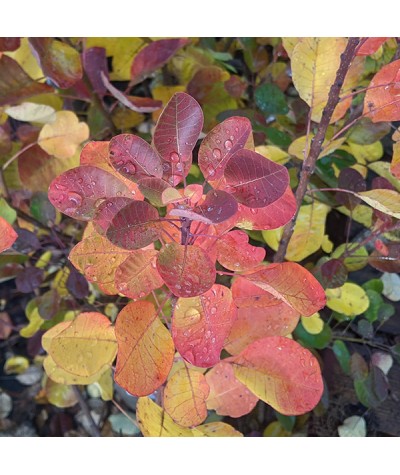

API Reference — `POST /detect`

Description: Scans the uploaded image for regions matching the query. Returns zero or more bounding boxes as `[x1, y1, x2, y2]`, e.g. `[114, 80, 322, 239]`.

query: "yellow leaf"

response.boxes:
[281, 38, 301, 57]
[351, 164, 368, 178]
[20, 299, 44, 338]
[262, 202, 330, 261]
[4, 356, 29, 374]
[111, 107, 144, 130]
[331, 243, 369, 271]
[51, 267, 70, 297]
[6, 37, 44, 81]
[321, 234, 333, 253]
[326, 283, 369, 317]
[194, 422, 243, 437]
[38, 111, 89, 159]
[163, 367, 210, 427]
[255, 145, 290, 165]
[35, 250, 52, 269]
[301, 313, 324, 335]
[43, 312, 117, 378]
[357, 189, 400, 218]
[369, 161, 400, 192]
[136, 396, 196, 437]
[86, 38, 144, 81]
[337, 204, 372, 228]
[347, 141, 384, 164]
[44, 377, 78, 408]
[263, 421, 291, 437]
[28, 93, 64, 112]
[5, 102, 56, 124]
[152, 85, 186, 121]
[87, 368, 114, 401]
[288, 134, 345, 160]
[43, 355, 108, 385]
[291, 38, 348, 123]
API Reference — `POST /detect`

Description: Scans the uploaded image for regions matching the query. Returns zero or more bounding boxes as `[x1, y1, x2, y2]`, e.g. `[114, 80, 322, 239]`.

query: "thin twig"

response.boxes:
[274, 38, 361, 262]
[72, 386, 101, 437]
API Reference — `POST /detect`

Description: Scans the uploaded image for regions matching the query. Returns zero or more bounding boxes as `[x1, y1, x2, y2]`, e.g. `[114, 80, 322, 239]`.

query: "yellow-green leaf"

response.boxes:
[288, 134, 345, 161]
[337, 204, 373, 228]
[5, 102, 56, 124]
[331, 243, 369, 271]
[357, 189, 400, 218]
[326, 283, 370, 317]
[368, 161, 400, 192]
[87, 368, 114, 401]
[255, 145, 290, 165]
[4, 356, 29, 375]
[301, 313, 324, 335]
[194, 422, 243, 437]
[347, 141, 384, 164]
[44, 377, 78, 408]
[20, 299, 44, 338]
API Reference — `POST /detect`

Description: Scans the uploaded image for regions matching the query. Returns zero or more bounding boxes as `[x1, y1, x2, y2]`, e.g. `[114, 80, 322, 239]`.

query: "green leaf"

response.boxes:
[275, 412, 296, 432]
[255, 83, 289, 116]
[354, 366, 388, 408]
[362, 279, 384, 293]
[263, 127, 292, 147]
[294, 320, 332, 349]
[332, 340, 351, 375]
[363, 289, 383, 323]
[0, 198, 17, 224]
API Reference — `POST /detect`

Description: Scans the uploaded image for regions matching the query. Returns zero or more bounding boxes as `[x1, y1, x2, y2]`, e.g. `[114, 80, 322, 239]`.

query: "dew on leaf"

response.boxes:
[224, 139, 233, 150]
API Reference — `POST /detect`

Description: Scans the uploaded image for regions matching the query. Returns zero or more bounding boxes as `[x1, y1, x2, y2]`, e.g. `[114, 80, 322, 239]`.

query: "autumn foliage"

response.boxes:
[1, 37, 400, 437]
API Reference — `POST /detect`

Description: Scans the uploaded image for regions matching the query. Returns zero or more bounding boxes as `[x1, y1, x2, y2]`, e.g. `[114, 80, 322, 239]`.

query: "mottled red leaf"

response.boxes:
[29, 38, 83, 89]
[157, 243, 216, 297]
[109, 134, 163, 182]
[194, 190, 238, 224]
[82, 47, 108, 96]
[131, 38, 188, 84]
[206, 361, 258, 417]
[137, 177, 171, 207]
[114, 301, 175, 396]
[235, 185, 297, 230]
[224, 149, 289, 208]
[0, 55, 53, 106]
[115, 249, 164, 298]
[48, 166, 132, 220]
[217, 230, 265, 271]
[357, 38, 389, 56]
[319, 259, 348, 288]
[0, 216, 18, 253]
[245, 262, 326, 316]
[153, 92, 203, 165]
[364, 59, 400, 122]
[0, 38, 20, 52]
[93, 197, 133, 235]
[225, 277, 299, 354]
[198, 116, 253, 181]
[106, 201, 160, 250]
[172, 284, 237, 367]
[228, 336, 323, 415]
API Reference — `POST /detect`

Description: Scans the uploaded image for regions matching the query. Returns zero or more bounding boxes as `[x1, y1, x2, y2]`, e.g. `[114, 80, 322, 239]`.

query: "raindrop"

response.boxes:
[235, 127, 239, 133]
[121, 163, 136, 175]
[230, 135, 234, 141]
[68, 191, 83, 207]
[170, 152, 180, 162]
[175, 284, 182, 290]
[210, 307, 217, 315]
[202, 347, 208, 354]
[207, 166, 215, 177]
[224, 139, 233, 150]
[211, 337, 216, 343]
[205, 330, 211, 339]
[250, 208, 258, 215]
[54, 183, 67, 191]
[212, 148, 222, 159]
[176, 163, 183, 172]
[162, 163, 171, 172]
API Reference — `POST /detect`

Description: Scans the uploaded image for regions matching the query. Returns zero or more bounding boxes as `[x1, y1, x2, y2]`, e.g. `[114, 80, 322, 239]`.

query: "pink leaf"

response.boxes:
[217, 230, 265, 271]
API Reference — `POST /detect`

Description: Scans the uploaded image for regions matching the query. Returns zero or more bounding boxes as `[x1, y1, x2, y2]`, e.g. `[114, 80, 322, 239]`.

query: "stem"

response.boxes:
[274, 38, 361, 263]
[72, 386, 101, 437]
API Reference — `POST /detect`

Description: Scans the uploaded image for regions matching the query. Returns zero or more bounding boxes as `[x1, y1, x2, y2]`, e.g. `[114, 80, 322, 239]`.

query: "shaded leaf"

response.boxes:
[106, 200, 161, 250]
[0, 216, 18, 253]
[0, 312, 12, 340]
[338, 416, 367, 437]
[0, 55, 53, 106]
[29, 38, 82, 89]
[48, 165, 131, 220]
[15, 267, 44, 293]
[354, 366, 389, 408]
[255, 83, 289, 116]
[82, 47, 108, 96]
[336, 168, 367, 209]
[114, 301, 174, 396]
[163, 367, 209, 427]
[332, 340, 351, 375]
[131, 38, 188, 84]
[381, 272, 400, 301]
[66, 268, 89, 299]
[115, 249, 164, 298]
[172, 284, 237, 367]
[228, 336, 323, 415]
[371, 352, 393, 376]
[245, 262, 326, 316]
[157, 243, 216, 297]
[0, 38, 20, 52]
[44, 378, 78, 408]
[206, 361, 258, 417]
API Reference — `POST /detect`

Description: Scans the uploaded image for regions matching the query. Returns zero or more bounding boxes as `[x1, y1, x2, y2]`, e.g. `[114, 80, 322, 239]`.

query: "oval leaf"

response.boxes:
[157, 243, 216, 297]
[114, 301, 175, 396]
[194, 190, 238, 224]
[172, 284, 237, 367]
[228, 336, 323, 415]
[163, 367, 209, 427]
[224, 149, 289, 208]
[217, 230, 265, 271]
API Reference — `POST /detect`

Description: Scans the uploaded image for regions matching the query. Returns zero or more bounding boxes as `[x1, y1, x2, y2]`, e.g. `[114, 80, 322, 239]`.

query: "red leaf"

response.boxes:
[29, 38, 83, 89]
[109, 134, 163, 182]
[198, 116, 253, 181]
[0, 55, 53, 106]
[156, 243, 216, 297]
[115, 301, 175, 396]
[161, 158, 193, 187]
[93, 197, 133, 235]
[228, 336, 323, 415]
[194, 190, 238, 224]
[82, 47, 108, 96]
[364, 59, 400, 122]
[115, 249, 164, 298]
[106, 201, 160, 250]
[245, 262, 326, 316]
[172, 284, 237, 367]
[0, 216, 18, 253]
[206, 361, 258, 417]
[224, 149, 289, 208]
[153, 92, 203, 165]
[48, 166, 132, 220]
[235, 185, 297, 230]
[369, 243, 400, 273]
[357, 38, 389, 56]
[217, 230, 265, 271]
[100, 72, 162, 112]
[131, 38, 188, 84]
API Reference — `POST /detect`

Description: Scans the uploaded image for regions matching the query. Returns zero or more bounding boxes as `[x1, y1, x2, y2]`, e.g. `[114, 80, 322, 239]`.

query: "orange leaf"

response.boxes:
[172, 284, 237, 367]
[206, 361, 258, 417]
[114, 301, 175, 396]
[216, 230, 265, 271]
[356, 38, 389, 56]
[0, 216, 17, 253]
[228, 336, 323, 415]
[163, 367, 209, 427]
